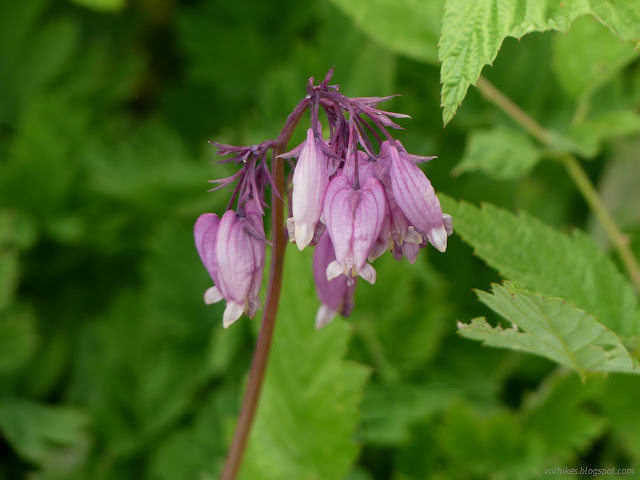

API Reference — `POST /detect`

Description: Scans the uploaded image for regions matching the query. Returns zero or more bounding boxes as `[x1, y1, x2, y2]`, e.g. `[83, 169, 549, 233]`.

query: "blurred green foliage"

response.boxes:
[1, 0, 640, 479]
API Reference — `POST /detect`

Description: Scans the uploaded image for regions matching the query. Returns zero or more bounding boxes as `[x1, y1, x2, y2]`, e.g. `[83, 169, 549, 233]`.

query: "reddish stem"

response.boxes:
[219, 105, 307, 480]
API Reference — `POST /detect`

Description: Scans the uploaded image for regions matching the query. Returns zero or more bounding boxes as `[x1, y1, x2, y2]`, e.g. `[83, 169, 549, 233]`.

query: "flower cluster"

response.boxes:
[194, 69, 452, 328]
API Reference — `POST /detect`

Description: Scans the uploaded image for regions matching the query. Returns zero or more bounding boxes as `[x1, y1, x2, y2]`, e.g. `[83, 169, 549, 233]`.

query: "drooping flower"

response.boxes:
[323, 174, 386, 284]
[312, 232, 356, 328]
[193, 200, 265, 328]
[387, 142, 451, 252]
[286, 128, 329, 250]
[201, 69, 453, 328]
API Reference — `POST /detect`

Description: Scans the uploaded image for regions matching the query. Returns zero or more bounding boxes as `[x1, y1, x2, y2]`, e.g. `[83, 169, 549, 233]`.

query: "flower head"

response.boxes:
[323, 174, 386, 284]
[200, 69, 452, 328]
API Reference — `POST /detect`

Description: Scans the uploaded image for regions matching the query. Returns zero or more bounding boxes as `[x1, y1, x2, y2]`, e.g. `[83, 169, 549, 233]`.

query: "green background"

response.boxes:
[1, 0, 639, 478]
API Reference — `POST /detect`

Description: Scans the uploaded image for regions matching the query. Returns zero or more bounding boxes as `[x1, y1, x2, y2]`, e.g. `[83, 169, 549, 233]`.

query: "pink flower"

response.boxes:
[387, 142, 450, 252]
[312, 232, 356, 328]
[287, 128, 329, 250]
[322, 174, 386, 284]
[194, 199, 265, 328]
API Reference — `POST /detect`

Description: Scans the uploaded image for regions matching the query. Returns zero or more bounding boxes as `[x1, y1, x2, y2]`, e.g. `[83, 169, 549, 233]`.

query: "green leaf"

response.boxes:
[71, 0, 126, 12]
[439, 0, 640, 125]
[454, 127, 542, 179]
[0, 250, 19, 312]
[66, 223, 221, 459]
[440, 196, 640, 337]
[328, 0, 444, 64]
[567, 110, 640, 158]
[351, 255, 452, 380]
[0, 307, 37, 374]
[1, 95, 90, 220]
[0, 400, 89, 469]
[588, 139, 640, 247]
[358, 382, 455, 445]
[439, 403, 544, 479]
[522, 371, 606, 461]
[0, 7, 79, 126]
[239, 248, 369, 480]
[149, 386, 239, 480]
[458, 283, 637, 376]
[86, 121, 213, 217]
[598, 374, 640, 462]
[552, 15, 639, 101]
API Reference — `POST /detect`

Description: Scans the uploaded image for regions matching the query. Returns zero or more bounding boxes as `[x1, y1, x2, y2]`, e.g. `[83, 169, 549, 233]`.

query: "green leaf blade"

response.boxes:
[440, 196, 640, 337]
[439, 0, 640, 125]
[459, 284, 636, 375]
[328, 0, 444, 64]
[239, 249, 369, 480]
[454, 126, 542, 179]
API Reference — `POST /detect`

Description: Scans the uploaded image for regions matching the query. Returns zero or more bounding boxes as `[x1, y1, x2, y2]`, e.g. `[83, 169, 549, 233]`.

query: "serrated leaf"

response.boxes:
[552, 15, 639, 101]
[439, 0, 640, 125]
[238, 248, 369, 480]
[454, 127, 542, 179]
[328, 0, 444, 64]
[522, 371, 606, 461]
[439, 403, 544, 479]
[358, 382, 455, 445]
[567, 110, 640, 158]
[149, 386, 239, 480]
[440, 196, 640, 337]
[0, 400, 89, 469]
[458, 284, 637, 376]
[351, 255, 451, 380]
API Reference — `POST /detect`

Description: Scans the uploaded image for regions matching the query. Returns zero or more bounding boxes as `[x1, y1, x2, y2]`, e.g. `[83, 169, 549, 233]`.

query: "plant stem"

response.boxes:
[563, 154, 640, 291]
[220, 107, 307, 480]
[475, 75, 640, 293]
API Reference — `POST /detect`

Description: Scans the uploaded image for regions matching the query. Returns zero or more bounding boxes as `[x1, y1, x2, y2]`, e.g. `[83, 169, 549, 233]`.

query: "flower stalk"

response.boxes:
[475, 75, 640, 293]
[219, 108, 306, 480]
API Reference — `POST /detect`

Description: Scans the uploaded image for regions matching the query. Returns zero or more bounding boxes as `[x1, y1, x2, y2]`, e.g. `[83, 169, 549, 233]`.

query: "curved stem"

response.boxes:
[475, 75, 640, 293]
[220, 106, 307, 480]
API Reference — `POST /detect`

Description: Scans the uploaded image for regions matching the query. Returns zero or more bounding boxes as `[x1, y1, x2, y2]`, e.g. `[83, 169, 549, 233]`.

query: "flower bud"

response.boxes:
[289, 128, 329, 250]
[194, 204, 266, 328]
[388, 144, 449, 252]
[313, 232, 356, 328]
[323, 174, 386, 284]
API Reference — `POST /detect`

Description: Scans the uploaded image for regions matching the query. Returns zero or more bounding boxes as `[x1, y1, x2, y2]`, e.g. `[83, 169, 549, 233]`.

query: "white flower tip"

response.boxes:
[368, 241, 388, 262]
[405, 226, 423, 244]
[326, 260, 344, 281]
[204, 286, 224, 304]
[315, 304, 337, 329]
[443, 214, 453, 236]
[286, 217, 296, 243]
[223, 302, 245, 328]
[247, 297, 261, 318]
[295, 222, 314, 250]
[359, 263, 377, 284]
[428, 226, 448, 252]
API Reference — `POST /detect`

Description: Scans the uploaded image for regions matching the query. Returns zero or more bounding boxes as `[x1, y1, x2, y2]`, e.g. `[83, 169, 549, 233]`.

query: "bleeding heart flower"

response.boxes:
[194, 200, 266, 328]
[322, 174, 386, 284]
